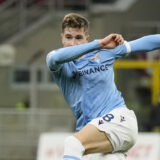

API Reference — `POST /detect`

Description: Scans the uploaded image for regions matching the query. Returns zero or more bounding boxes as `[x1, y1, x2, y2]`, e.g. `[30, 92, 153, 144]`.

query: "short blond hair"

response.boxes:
[62, 13, 89, 35]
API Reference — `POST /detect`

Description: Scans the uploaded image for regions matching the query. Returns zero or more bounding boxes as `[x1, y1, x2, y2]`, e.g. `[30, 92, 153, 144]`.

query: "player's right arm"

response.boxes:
[46, 40, 99, 71]
[46, 34, 124, 71]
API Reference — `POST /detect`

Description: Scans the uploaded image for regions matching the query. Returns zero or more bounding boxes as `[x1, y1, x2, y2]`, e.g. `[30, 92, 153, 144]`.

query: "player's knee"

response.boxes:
[64, 136, 85, 156]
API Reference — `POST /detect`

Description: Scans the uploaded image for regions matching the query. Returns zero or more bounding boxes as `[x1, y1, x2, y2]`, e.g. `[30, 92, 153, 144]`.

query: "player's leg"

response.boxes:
[102, 152, 127, 160]
[62, 124, 113, 160]
[62, 107, 138, 160]
[74, 124, 113, 155]
[82, 152, 127, 160]
[62, 135, 85, 160]
[82, 107, 138, 154]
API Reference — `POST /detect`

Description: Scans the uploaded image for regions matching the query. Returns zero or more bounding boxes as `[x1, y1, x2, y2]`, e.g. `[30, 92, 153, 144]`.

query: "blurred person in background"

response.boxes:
[15, 97, 30, 110]
[46, 13, 160, 160]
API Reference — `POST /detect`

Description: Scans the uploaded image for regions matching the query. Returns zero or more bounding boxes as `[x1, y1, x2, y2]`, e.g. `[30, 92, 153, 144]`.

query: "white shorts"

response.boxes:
[89, 107, 138, 153]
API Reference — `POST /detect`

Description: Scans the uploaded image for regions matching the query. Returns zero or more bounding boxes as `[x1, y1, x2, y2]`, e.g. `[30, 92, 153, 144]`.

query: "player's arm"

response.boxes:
[127, 34, 160, 54]
[110, 34, 160, 58]
[46, 34, 123, 71]
[46, 40, 99, 71]
[98, 33, 124, 49]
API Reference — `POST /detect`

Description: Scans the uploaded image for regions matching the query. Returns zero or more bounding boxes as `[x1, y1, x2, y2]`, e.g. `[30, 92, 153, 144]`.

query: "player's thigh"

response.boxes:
[89, 107, 138, 153]
[74, 123, 113, 155]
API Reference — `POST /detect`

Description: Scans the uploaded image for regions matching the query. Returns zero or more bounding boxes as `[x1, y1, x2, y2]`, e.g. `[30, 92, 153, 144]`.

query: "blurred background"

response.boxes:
[0, 0, 160, 159]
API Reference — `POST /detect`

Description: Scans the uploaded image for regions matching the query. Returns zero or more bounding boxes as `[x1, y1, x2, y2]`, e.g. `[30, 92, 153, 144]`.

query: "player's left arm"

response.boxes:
[126, 34, 160, 54]
[111, 34, 160, 58]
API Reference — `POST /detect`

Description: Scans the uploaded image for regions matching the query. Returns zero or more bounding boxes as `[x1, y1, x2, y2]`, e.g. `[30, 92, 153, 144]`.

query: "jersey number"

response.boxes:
[102, 114, 114, 122]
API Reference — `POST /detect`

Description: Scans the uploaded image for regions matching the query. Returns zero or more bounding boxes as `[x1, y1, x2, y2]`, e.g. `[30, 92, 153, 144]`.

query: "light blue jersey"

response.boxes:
[46, 34, 160, 131]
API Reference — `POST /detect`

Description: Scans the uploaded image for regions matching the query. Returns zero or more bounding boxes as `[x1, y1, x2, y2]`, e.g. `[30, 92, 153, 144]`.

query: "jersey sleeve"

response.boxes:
[110, 34, 160, 59]
[108, 42, 130, 59]
[128, 34, 160, 53]
[46, 50, 62, 71]
[46, 40, 99, 71]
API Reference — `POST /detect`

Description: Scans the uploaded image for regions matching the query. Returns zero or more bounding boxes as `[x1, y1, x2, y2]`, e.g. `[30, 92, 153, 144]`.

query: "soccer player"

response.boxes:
[46, 13, 160, 160]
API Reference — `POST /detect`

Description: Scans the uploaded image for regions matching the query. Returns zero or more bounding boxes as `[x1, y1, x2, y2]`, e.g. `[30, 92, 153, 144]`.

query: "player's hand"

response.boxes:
[98, 34, 124, 49]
